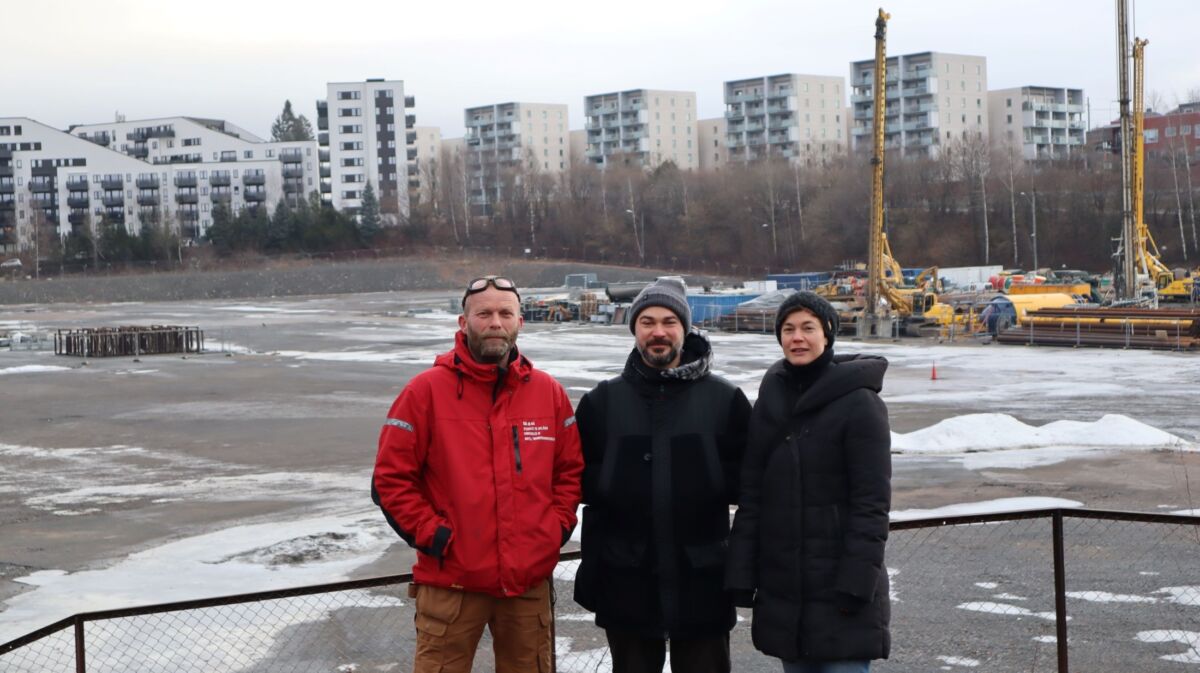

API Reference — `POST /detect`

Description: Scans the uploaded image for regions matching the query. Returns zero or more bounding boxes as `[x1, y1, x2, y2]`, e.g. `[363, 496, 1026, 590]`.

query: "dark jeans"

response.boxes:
[605, 629, 731, 673]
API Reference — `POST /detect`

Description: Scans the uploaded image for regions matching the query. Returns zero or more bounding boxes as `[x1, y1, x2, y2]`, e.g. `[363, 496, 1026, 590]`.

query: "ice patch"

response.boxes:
[1034, 635, 1058, 643]
[957, 602, 1058, 621]
[892, 497, 1083, 521]
[993, 593, 1026, 601]
[1066, 591, 1157, 604]
[975, 582, 999, 589]
[1156, 587, 1200, 607]
[0, 365, 72, 376]
[1136, 630, 1200, 664]
[936, 655, 980, 667]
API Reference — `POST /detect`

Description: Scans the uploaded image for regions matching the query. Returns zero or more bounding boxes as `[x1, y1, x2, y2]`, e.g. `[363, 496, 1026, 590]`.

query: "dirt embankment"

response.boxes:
[0, 255, 712, 305]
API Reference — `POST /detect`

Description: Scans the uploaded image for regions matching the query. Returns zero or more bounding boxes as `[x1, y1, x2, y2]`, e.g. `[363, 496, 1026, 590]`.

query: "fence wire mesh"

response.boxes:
[2, 511, 1198, 672]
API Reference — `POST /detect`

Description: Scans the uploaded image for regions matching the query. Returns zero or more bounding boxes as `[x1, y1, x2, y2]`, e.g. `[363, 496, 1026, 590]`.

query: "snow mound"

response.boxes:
[893, 413, 1191, 453]
[892, 497, 1082, 521]
[0, 365, 72, 376]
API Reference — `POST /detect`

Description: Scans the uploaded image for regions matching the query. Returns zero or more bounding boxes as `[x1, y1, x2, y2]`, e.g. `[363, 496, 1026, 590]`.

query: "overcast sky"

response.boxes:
[7, 0, 1199, 140]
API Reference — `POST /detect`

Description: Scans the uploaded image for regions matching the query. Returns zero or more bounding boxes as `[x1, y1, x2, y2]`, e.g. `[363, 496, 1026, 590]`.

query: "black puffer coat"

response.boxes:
[726, 354, 891, 662]
[573, 332, 751, 639]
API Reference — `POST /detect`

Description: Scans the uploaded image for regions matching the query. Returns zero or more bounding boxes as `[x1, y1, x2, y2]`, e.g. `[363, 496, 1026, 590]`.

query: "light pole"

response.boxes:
[1019, 190, 1038, 271]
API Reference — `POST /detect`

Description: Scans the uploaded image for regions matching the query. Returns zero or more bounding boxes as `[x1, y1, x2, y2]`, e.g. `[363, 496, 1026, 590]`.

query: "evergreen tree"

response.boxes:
[271, 100, 315, 142]
[266, 198, 293, 251]
[207, 200, 235, 252]
[358, 183, 382, 243]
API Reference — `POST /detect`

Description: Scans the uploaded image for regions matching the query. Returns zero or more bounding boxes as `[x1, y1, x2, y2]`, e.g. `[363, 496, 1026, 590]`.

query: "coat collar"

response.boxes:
[767, 353, 887, 416]
[436, 330, 532, 385]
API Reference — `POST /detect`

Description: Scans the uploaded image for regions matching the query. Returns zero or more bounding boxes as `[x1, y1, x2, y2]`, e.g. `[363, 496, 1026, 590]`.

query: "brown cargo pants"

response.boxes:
[409, 580, 553, 673]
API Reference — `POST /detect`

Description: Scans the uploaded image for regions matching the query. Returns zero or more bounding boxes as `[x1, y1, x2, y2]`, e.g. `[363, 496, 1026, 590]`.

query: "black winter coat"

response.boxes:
[726, 354, 892, 662]
[573, 333, 752, 639]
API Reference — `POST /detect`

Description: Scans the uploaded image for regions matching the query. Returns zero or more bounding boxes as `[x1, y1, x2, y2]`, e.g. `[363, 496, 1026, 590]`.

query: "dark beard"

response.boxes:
[639, 344, 679, 369]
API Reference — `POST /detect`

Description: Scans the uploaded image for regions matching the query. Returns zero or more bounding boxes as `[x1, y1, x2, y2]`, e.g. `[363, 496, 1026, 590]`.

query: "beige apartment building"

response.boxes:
[698, 117, 727, 171]
[850, 52, 988, 157]
[464, 102, 568, 208]
[584, 89, 698, 170]
[724, 74, 846, 164]
[988, 87, 1086, 160]
[411, 126, 442, 204]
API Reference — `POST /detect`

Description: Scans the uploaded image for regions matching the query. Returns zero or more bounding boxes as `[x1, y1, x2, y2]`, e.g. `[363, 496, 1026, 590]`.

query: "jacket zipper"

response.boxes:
[511, 426, 523, 474]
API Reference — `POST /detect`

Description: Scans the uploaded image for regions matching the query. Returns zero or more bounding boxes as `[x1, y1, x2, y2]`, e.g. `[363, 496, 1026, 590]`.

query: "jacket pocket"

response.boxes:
[683, 541, 727, 569]
[601, 538, 648, 568]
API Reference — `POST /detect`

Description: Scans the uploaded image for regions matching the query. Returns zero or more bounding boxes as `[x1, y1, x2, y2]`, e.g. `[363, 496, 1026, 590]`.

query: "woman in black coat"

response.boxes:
[726, 292, 892, 673]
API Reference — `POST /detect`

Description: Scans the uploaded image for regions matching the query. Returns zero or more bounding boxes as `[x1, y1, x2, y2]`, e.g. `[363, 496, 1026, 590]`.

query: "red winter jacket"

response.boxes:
[372, 331, 583, 597]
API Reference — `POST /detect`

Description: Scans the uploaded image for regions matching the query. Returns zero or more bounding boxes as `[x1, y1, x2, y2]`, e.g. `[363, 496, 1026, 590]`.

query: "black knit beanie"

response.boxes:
[629, 278, 691, 333]
[774, 291, 838, 348]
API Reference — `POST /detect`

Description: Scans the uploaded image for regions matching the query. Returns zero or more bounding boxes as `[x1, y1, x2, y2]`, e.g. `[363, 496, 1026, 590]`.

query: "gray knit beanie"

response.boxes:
[628, 278, 691, 333]
[774, 291, 838, 347]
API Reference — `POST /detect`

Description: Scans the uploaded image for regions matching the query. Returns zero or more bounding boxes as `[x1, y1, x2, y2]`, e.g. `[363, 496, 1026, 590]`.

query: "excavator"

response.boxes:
[1130, 38, 1197, 302]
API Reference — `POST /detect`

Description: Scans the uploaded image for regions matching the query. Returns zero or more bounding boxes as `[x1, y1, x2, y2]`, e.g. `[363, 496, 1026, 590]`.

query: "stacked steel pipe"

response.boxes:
[997, 307, 1200, 350]
[55, 326, 204, 358]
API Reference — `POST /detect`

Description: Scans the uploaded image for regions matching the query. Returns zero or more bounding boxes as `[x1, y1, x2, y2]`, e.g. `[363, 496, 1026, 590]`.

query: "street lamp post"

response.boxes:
[1020, 190, 1039, 271]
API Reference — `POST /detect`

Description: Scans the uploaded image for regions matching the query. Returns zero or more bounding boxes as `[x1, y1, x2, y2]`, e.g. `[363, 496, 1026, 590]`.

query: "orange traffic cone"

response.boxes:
[930, 363, 939, 381]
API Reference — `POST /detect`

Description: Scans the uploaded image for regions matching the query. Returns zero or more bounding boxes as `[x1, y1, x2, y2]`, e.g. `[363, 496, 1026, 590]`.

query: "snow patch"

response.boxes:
[1066, 591, 1157, 604]
[957, 602, 1058, 621]
[936, 655, 980, 667]
[893, 413, 1192, 455]
[1136, 631, 1200, 664]
[1156, 587, 1200, 607]
[892, 497, 1083, 521]
[0, 364, 72, 375]
[975, 582, 999, 589]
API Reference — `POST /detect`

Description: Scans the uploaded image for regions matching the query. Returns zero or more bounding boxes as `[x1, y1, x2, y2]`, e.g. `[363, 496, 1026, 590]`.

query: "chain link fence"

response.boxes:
[2, 509, 1198, 672]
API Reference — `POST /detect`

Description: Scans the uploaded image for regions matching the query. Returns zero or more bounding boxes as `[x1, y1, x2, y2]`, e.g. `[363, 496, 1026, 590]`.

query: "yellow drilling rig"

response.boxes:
[856, 8, 954, 337]
[1128, 38, 1197, 303]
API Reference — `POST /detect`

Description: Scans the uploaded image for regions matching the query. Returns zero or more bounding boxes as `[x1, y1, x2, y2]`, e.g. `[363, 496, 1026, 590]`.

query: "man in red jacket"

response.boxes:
[373, 276, 583, 673]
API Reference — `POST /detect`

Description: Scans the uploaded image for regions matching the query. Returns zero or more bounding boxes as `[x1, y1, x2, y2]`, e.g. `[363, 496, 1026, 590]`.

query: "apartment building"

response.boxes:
[410, 126, 442, 204]
[698, 117, 728, 171]
[584, 90, 698, 170]
[0, 117, 302, 251]
[850, 52, 988, 157]
[317, 79, 416, 217]
[988, 87, 1086, 160]
[463, 102, 569, 208]
[724, 74, 846, 164]
[1088, 105, 1200, 179]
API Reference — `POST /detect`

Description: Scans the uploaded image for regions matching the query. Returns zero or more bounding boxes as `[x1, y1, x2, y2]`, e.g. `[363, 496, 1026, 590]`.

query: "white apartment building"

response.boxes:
[1, 117, 300, 250]
[410, 126, 442, 204]
[850, 52, 988, 157]
[988, 87, 1086, 160]
[698, 117, 728, 171]
[584, 90, 698, 170]
[463, 102, 569, 208]
[724, 74, 846, 164]
[317, 79, 416, 218]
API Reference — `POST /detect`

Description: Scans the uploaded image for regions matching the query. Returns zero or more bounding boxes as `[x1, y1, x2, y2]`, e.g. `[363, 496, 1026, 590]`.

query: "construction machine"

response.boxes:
[1128, 38, 1197, 302]
[856, 9, 956, 336]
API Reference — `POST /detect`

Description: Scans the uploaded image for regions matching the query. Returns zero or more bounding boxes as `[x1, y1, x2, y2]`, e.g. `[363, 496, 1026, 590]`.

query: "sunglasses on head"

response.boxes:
[462, 276, 521, 306]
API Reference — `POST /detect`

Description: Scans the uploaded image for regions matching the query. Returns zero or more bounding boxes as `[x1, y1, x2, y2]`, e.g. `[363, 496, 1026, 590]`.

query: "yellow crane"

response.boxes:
[1130, 38, 1196, 302]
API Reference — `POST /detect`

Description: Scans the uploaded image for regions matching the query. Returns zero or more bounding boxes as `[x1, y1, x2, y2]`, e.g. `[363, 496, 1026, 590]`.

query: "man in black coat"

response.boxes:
[573, 278, 751, 673]
[726, 291, 892, 671]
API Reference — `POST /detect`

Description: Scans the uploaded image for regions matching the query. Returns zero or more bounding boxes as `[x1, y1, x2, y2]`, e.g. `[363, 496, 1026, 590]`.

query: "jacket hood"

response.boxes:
[765, 353, 887, 415]
[435, 330, 533, 384]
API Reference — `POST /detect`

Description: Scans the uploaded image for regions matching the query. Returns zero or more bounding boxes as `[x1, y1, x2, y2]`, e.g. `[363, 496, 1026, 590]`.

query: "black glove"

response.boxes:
[730, 589, 755, 608]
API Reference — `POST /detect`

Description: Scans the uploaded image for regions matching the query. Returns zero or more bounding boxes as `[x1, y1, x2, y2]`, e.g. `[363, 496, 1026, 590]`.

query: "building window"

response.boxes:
[1007, 114, 1013, 124]
[1166, 126, 1177, 138]
[1145, 129, 1158, 143]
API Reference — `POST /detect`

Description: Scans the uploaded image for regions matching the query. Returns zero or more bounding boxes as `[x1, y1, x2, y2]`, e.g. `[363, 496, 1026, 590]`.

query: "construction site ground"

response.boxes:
[1, 284, 1199, 661]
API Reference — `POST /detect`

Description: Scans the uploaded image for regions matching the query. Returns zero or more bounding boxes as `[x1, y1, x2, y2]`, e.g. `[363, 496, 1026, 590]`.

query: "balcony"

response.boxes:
[105, 210, 125, 223]
[319, 166, 330, 178]
[282, 166, 304, 179]
[279, 152, 303, 164]
[318, 117, 328, 131]
[283, 180, 303, 194]
[66, 179, 90, 192]
[407, 163, 420, 176]
[146, 128, 175, 139]
[0, 182, 13, 194]
[137, 193, 160, 206]
[210, 191, 231, 203]
[318, 149, 329, 162]
[130, 146, 149, 159]
[406, 131, 417, 144]
[68, 211, 89, 226]
[32, 164, 58, 177]
[178, 210, 200, 223]
[174, 175, 197, 188]
[67, 195, 90, 208]
[135, 176, 159, 189]
[127, 131, 148, 142]
[405, 95, 415, 108]
[175, 192, 199, 204]
[407, 148, 418, 161]
[318, 132, 329, 145]
[406, 114, 416, 129]
[102, 195, 124, 207]
[242, 174, 265, 186]
[102, 177, 124, 190]
[0, 165, 12, 178]
[244, 190, 267, 202]
[320, 183, 331, 194]
[29, 180, 57, 193]
[209, 174, 231, 187]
